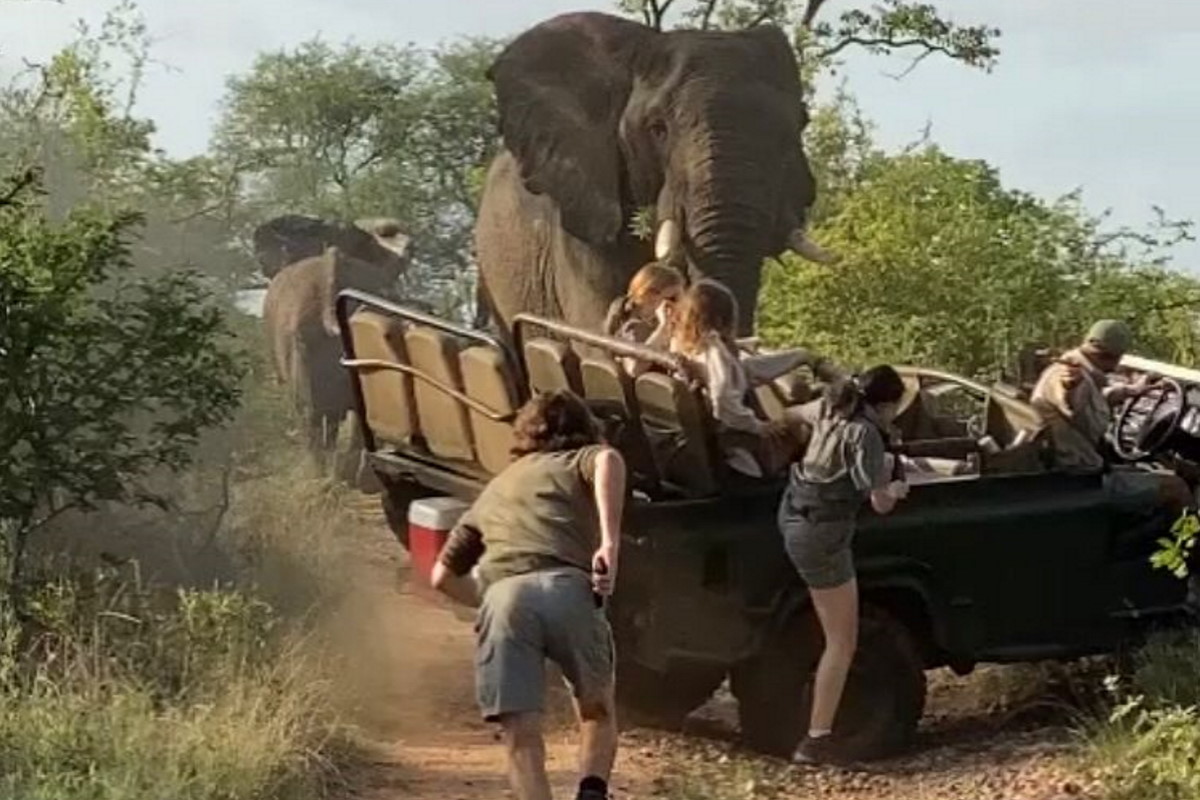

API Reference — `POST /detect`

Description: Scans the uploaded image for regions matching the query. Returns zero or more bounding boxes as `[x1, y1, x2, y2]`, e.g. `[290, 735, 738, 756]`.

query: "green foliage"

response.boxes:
[1151, 510, 1199, 579]
[759, 146, 1200, 378]
[0, 173, 244, 580]
[1088, 632, 1200, 800]
[617, 0, 1000, 82]
[214, 37, 501, 314]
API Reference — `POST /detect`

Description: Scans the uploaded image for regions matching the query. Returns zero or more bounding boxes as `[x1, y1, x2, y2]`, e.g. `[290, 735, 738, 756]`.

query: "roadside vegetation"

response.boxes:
[4, 0, 1200, 798]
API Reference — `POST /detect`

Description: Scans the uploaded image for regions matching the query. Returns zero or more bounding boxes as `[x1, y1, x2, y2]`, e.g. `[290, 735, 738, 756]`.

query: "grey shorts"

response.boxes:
[778, 491, 857, 589]
[474, 568, 614, 721]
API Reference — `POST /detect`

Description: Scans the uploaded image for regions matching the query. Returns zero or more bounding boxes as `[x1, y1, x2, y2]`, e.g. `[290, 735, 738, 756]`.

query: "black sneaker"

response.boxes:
[791, 734, 845, 766]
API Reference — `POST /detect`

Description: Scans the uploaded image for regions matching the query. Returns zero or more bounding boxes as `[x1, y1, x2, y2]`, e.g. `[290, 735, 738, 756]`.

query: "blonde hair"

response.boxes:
[627, 262, 685, 308]
[673, 279, 738, 356]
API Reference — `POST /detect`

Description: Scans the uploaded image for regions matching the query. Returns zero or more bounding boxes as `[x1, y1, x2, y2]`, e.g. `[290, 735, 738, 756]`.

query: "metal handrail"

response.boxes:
[512, 312, 685, 374]
[339, 357, 516, 422]
[335, 289, 525, 453]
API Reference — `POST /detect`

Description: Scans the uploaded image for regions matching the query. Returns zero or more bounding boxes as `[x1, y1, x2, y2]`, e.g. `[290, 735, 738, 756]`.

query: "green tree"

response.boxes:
[758, 146, 1200, 378]
[617, 0, 1000, 82]
[1, 2, 249, 290]
[213, 37, 501, 316]
[0, 170, 244, 596]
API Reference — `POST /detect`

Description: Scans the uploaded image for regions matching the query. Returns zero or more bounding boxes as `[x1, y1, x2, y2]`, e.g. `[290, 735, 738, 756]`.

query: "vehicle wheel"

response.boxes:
[379, 477, 436, 551]
[730, 604, 926, 762]
[615, 658, 725, 730]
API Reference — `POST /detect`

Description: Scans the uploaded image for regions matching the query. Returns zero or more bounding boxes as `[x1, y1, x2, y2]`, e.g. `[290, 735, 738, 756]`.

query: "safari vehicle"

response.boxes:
[335, 288, 1194, 762]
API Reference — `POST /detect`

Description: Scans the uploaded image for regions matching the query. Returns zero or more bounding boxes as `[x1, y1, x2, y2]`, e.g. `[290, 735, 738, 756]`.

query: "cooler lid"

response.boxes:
[408, 495, 471, 530]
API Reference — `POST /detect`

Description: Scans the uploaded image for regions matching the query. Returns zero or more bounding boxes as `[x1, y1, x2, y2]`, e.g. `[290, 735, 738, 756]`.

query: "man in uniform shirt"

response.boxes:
[431, 390, 627, 800]
[1030, 319, 1191, 509]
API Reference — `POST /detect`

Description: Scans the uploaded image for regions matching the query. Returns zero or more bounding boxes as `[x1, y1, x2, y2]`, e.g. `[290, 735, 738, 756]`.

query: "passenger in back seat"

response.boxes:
[602, 262, 685, 356]
[669, 279, 822, 478]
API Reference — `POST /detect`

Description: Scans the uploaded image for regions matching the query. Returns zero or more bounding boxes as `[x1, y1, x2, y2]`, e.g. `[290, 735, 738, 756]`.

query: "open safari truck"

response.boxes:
[335, 288, 1196, 762]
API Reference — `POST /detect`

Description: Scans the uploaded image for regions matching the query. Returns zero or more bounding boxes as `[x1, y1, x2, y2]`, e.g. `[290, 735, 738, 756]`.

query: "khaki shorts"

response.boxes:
[474, 568, 614, 721]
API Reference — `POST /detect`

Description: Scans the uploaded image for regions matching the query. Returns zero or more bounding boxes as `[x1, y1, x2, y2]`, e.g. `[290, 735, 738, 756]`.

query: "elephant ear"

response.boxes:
[354, 217, 412, 264]
[253, 215, 332, 279]
[488, 12, 655, 246]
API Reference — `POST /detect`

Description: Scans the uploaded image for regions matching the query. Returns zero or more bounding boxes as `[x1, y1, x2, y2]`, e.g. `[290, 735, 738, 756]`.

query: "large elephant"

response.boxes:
[261, 219, 411, 475]
[473, 12, 831, 338]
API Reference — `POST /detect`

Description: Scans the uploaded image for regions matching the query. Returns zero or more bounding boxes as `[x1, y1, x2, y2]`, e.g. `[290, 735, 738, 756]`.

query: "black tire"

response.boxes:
[615, 658, 726, 730]
[379, 477, 437, 551]
[731, 604, 926, 762]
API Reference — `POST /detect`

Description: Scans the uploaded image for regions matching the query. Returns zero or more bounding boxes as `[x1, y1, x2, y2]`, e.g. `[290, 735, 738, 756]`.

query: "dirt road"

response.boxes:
[331, 506, 1099, 800]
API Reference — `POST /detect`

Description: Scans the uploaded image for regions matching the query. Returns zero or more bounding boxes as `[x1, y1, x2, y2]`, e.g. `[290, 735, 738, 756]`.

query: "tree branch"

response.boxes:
[0, 167, 41, 207]
[801, 0, 830, 29]
[884, 47, 936, 80]
[698, 0, 719, 30]
[819, 35, 953, 61]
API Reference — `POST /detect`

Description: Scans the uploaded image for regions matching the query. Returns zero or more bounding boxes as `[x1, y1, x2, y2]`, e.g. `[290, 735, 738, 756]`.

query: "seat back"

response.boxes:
[580, 356, 660, 489]
[524, 337, 583, 395]
[634, 372, 718, 496]
[346, 309, 418, 447]
[459, 345, 520, 474]
[404, 326, 475, 461]
[985, 390, 1044, 448]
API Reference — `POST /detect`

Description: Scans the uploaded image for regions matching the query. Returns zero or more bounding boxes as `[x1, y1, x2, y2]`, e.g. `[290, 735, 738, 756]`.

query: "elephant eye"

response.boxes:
[648, 119, 668, 140]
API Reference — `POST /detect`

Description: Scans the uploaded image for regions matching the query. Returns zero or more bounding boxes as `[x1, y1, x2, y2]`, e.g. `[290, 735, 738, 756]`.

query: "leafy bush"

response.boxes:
[1088, 632, 1200, 800]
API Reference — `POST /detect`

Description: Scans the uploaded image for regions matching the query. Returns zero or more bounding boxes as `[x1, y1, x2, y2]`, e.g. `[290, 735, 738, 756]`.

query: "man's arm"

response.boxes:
[430, 510, 485, 608]
[590, 447, 627, 596]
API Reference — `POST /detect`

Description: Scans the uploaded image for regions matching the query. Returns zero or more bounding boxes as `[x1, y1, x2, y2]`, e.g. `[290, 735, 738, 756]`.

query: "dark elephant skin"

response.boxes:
[474, 12, 829, 337]
[262, 241, 408, 465]
[254, 215, 411, 280]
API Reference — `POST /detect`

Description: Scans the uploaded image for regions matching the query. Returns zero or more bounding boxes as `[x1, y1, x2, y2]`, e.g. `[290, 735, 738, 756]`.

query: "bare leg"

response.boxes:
[807, 579, 859, 735]
[574, 687, 618, 785]
[500, 712, 552, 800]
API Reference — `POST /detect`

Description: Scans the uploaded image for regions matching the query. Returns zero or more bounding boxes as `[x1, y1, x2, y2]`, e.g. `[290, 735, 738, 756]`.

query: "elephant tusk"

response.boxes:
[788, 229, 836, 264]
[654, 219, 681, 261]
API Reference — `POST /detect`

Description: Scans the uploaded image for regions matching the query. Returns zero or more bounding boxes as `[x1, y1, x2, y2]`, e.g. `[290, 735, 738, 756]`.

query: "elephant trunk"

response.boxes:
[684, 143, 781, 336]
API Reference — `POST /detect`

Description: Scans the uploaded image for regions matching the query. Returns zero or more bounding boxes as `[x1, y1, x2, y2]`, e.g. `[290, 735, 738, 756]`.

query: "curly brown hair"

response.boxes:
[510, 390, 602, 458]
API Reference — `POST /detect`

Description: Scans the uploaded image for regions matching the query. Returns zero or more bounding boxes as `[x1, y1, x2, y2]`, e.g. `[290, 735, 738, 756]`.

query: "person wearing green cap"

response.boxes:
[1030, 320, 1191, 509]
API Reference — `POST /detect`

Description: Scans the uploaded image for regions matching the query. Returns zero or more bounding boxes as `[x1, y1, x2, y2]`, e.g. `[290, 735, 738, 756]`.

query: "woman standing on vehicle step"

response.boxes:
[778, 365, 910, 765]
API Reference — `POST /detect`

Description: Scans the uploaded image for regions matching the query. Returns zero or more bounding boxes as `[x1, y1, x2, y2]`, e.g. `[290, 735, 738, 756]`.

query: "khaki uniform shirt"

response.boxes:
[792, 398, 890, 495]
[1029, 348, 1111, 473]
[440, 446, 603, 589]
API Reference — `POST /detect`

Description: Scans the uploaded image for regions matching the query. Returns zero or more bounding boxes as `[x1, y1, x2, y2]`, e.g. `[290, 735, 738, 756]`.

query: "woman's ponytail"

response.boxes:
[824, 365, 904, 419]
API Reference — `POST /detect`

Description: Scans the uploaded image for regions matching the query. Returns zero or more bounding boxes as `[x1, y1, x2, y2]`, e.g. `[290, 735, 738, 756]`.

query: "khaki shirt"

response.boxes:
[441, 446, 604, 590]
[1029, 348, 1111, 473]
[792, 398, 890, 494]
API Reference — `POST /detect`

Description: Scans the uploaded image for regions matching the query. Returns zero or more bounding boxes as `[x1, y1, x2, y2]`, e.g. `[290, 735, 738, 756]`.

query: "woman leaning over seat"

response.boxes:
[778, 365, 910, 765]
[667, 279, 818, 478]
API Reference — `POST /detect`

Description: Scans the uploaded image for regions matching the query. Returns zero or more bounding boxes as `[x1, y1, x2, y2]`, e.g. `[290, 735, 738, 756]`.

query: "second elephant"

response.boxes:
[263, 241, 409, 466]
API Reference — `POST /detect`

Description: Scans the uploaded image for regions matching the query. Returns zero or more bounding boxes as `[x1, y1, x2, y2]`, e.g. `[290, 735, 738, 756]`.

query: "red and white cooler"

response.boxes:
[407, 496, 470, 587]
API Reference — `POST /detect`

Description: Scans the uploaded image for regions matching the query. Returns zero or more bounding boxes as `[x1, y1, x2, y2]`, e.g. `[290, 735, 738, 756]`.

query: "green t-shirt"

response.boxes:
[448, 445, 604, 589]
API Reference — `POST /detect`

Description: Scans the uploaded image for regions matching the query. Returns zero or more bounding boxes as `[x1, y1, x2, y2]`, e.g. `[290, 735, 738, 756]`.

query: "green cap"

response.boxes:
[1085, 319, 1133, 356]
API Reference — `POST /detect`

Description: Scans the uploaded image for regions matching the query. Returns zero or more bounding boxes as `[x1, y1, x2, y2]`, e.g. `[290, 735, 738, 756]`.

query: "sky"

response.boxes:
[5, 0, 1200, 267]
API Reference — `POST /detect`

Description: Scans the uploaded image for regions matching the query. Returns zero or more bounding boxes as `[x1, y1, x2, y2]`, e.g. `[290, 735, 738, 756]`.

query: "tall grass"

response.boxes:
[0, 341, 376, 800]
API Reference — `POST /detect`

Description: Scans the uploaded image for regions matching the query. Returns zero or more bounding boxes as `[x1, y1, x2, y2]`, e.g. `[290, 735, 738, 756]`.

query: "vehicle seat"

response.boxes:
[404, 326, 475, 461]
[524, 337, 584, 395]
[346, 309, 418, 447]
[635, 372, 719, 497]
[580, 356, 660, 490]
[459, 345, 520, 474]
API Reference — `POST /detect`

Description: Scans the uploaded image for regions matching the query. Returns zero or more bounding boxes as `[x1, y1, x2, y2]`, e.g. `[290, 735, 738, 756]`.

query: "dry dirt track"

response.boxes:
[330, 500, 1102, 800]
